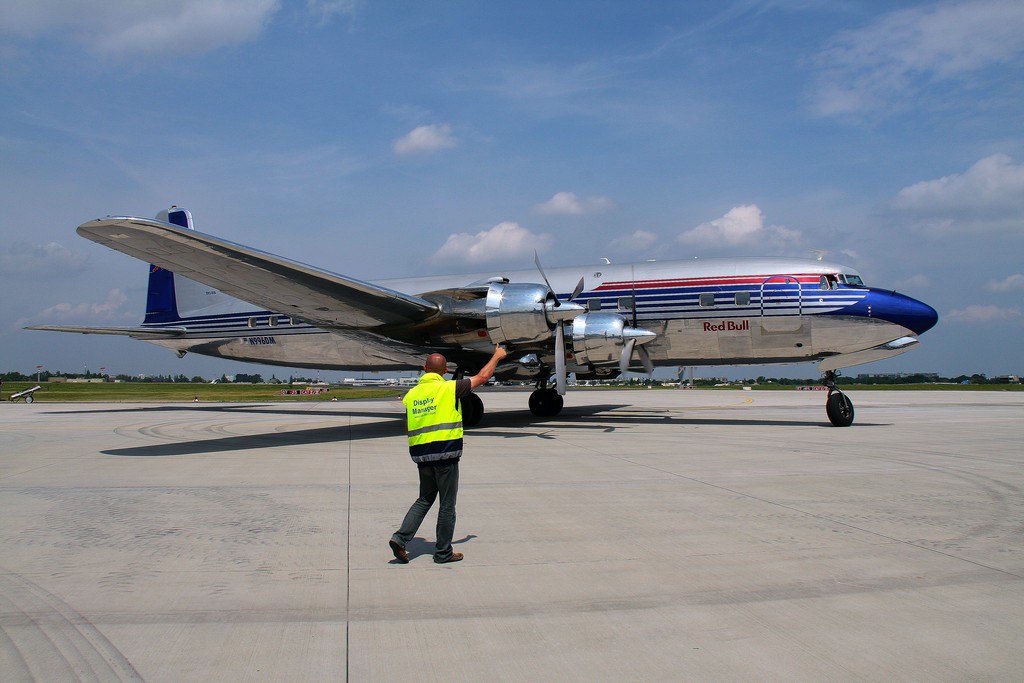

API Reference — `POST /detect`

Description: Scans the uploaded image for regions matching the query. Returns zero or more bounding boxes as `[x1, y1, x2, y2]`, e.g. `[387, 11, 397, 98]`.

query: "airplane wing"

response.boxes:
[23, 325, 186, 338]
[77, 217, 441, 329]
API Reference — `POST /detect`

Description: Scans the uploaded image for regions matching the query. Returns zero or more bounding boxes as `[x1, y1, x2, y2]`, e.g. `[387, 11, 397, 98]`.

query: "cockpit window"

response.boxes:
[839, 274, 865, 287]
[820, 275, 838, 290]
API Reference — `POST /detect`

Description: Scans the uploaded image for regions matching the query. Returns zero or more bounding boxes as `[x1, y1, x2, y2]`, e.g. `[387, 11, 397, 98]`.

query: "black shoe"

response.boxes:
[389, 539, 409, 563]
[434, 552, 463, 564]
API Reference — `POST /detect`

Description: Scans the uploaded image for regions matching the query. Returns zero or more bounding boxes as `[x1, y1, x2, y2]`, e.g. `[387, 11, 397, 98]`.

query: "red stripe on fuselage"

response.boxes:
[593, 275, 822, 291]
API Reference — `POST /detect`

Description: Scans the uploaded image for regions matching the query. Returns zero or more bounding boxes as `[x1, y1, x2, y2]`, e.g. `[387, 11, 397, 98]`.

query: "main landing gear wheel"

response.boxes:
[826, 391, 854, 427]
[460, 393, 484, 428]
[529, 387, 563, 417]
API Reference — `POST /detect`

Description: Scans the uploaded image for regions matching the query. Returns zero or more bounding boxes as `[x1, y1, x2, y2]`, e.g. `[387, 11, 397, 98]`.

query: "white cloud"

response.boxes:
[946, 304, 1022, 323]
[0, 0, 281, 57]
[683, 205, 763, 244]
[890, 154, 1024, 233]
[535, 191, 614, 216]
[0, 242, 89, 275]
[35, 289, 129, 322]
[677, 205, 801, 249]
[811, 0, 1024, 116]
[431, 222, 552, 266]
[987, 273, 1024, 292]
[608, 230, 658, 253]
[895, 274, 931, 291]
[392, 124, 458, 156]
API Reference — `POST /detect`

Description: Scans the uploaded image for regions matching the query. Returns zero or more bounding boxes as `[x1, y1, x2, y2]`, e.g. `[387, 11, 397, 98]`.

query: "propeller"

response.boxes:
[638, 343, 653, 374]
[554, 323, 567, 395]
[619, 330, 655, 376]
[569, 275, 586, 302]
[535, 253, 585, 308]
[534, 252, 585, 396]
[620, 338, 636, 377]
[620, 265, 654, 377]
[535, 252, 557, 301]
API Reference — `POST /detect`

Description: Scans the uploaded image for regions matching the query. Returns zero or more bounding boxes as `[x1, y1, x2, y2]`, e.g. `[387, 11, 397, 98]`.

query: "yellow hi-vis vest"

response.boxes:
[403, 373, 464, 465]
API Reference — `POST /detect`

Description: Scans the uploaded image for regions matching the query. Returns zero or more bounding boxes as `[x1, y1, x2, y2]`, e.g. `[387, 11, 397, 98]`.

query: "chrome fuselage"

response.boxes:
[138, 257, 938, 377]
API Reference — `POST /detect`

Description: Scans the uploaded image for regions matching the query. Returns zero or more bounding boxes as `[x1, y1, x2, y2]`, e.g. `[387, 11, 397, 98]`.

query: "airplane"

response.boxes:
[28, 207, 938, 427]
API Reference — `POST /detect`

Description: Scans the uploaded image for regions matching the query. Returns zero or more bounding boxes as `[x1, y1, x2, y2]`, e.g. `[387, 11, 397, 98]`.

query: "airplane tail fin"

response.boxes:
[143, 207, 193, 324]
[143, 207, 248, 324]
[156, 206, 194, 229]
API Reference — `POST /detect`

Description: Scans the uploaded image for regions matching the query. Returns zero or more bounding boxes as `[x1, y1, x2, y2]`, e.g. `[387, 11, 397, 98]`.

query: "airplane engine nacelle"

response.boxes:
[485, 282, 555, 347]
[571, 312, 631, 365]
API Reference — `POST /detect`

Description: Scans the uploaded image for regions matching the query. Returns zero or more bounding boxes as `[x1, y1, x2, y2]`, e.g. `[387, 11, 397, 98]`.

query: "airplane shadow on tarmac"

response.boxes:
[99, 415, 406, 457]
[89, 402, 882, 457]
[47, 403, 401, 420]
[480, 405, 883, 430]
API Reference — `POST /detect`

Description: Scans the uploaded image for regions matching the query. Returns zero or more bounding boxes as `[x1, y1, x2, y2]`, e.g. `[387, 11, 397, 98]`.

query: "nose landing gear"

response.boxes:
[823, 370, 855, 427]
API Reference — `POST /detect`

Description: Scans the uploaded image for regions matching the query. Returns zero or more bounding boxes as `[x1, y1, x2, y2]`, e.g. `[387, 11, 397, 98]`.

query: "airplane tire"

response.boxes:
[549, 392, 564, 416]
[25, 395, 34, 404]
[529, 388, 563, 417]
[461, 393, 484, 428]
[826, 392, 854, 427]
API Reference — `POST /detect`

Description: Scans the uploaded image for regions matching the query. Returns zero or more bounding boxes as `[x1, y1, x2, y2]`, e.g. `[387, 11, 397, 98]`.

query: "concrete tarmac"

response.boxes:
[1, 389, 1022, 682]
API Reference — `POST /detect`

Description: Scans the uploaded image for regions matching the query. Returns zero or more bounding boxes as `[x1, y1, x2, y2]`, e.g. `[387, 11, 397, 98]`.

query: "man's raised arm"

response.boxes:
[469, 346, 508, 389]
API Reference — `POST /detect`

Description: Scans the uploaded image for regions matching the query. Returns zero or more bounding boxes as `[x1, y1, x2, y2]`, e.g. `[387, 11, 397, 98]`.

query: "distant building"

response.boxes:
[855, 372, 940, 382]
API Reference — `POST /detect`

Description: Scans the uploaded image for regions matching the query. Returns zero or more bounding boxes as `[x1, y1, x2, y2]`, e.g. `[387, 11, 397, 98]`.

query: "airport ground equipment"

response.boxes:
[9, 385, 42, 403]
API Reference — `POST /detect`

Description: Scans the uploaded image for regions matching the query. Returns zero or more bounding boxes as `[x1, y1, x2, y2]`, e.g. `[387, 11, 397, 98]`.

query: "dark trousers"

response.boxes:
[392, 461, 459, 560]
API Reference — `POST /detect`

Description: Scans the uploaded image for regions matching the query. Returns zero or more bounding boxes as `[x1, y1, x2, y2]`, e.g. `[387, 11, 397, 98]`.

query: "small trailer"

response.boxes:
[9, 385, 42, 403]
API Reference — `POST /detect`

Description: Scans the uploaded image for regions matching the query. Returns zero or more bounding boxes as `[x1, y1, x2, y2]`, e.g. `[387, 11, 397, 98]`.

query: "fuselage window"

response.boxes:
[734, 291, 750, 306]
[617, 297, 634, 311]
[699, 293, 716, 307]
[268, 315, 278, 327]
[247, 317, 257, 328]
[587, 299, 602, 311]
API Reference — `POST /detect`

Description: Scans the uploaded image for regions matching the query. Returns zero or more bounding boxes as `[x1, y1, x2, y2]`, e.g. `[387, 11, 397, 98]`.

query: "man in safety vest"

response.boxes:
[390, 345, 507, 564]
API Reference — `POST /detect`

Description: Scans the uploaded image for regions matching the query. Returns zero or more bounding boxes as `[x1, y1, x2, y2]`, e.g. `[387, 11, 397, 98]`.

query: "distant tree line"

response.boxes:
[1, 370, 206, 383]
[0, 370, 314, 384]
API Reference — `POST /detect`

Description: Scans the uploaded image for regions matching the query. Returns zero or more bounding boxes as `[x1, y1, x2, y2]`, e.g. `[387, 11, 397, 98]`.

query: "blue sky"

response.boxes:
[1, 0, 1022, 380]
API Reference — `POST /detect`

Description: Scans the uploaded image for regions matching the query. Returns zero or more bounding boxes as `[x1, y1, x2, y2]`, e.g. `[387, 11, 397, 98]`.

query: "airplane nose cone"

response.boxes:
[894, 294, 939, 335]
[912, 300, 939, 335]
[867, 289, 938, 336]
